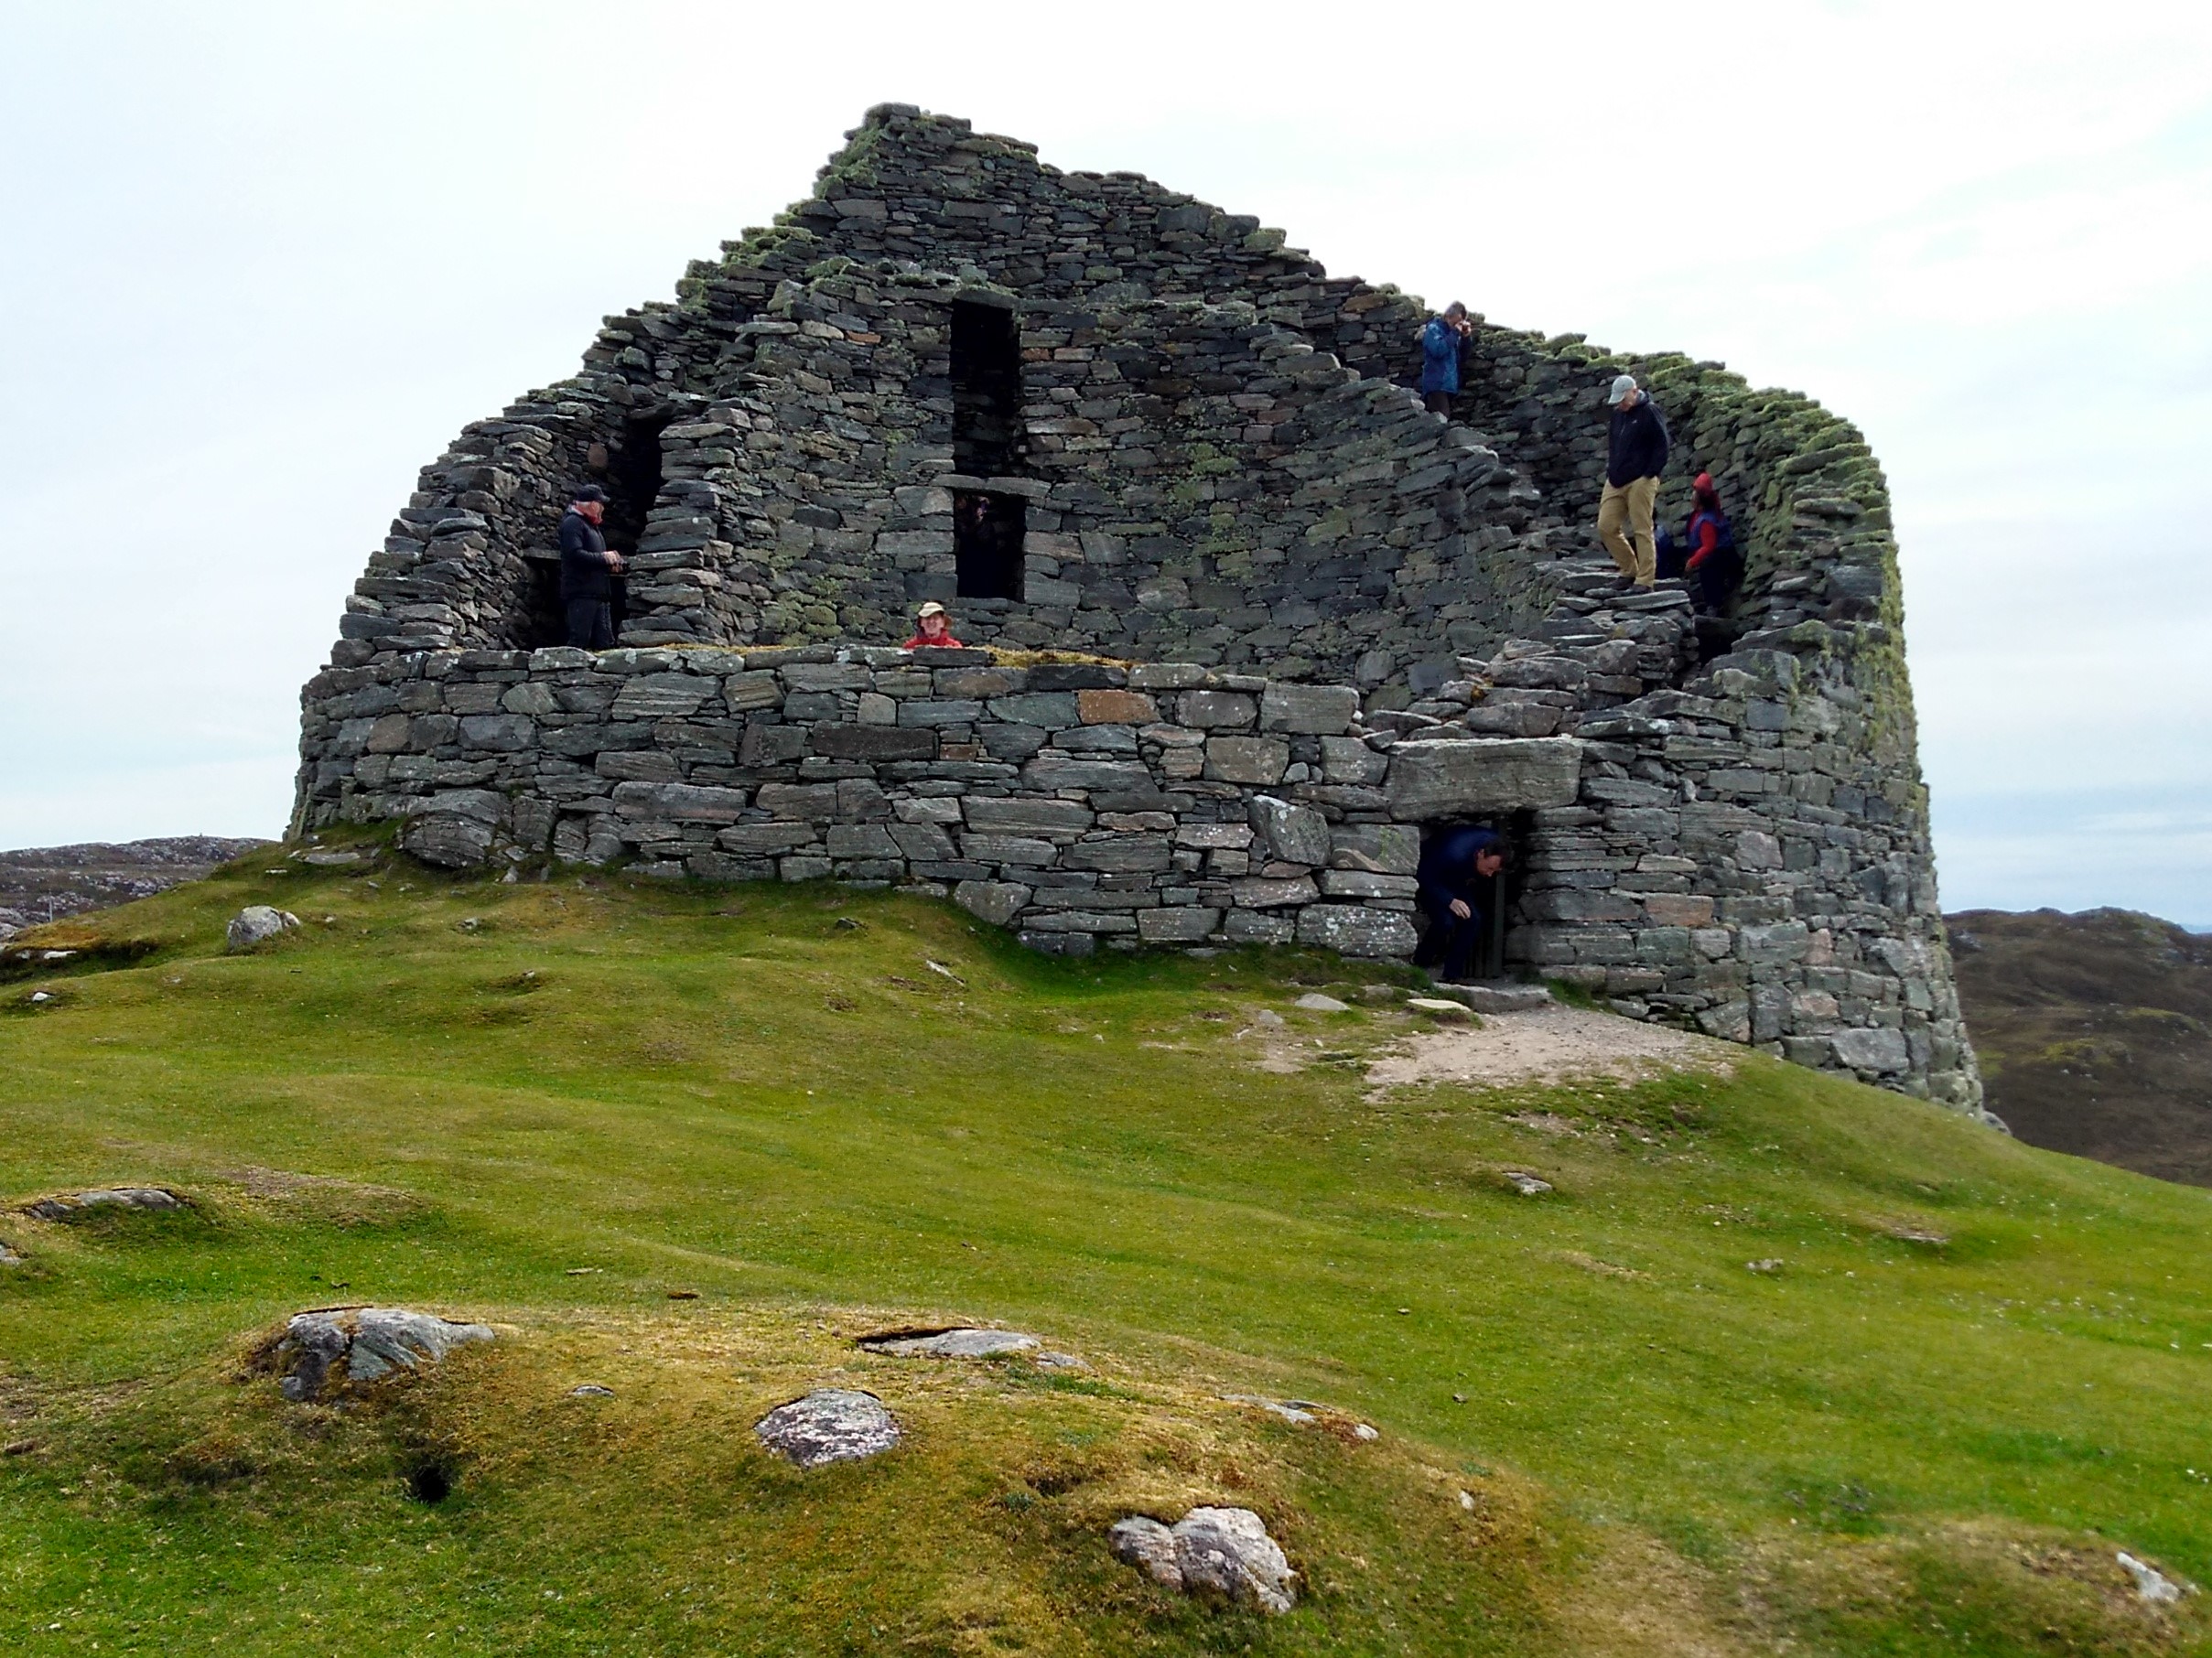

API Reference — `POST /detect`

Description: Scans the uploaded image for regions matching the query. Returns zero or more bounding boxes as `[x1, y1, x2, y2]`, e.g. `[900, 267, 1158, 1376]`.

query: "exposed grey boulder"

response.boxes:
[272, 1307, 495, 1403]
[754, 1388, 901, 1468]
[1501, 1171, 1554, 1196]
[1292, 993, 1351, 1014]
[1113, 1507, 1297, 1613]
[2118, 1551, 2185, 1604]
[859, 1328, 1041, 1359]
[225, 906, 300, 951]
[22, 1186, 185, 1222]
[568, 1383, 616, 1399]
[0, 1241, 23, 1265]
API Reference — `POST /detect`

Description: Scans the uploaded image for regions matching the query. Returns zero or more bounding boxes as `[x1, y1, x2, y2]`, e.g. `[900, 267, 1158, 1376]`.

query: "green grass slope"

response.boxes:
[3, 850, 2208, 1656]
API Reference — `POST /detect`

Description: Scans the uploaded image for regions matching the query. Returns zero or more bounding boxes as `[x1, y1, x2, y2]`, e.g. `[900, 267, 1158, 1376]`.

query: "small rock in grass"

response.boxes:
[1113, 1507, 1297, 1613]
[2118, 1552, 2184, 1603]
[1406, 996, 1474, 1021]
[0, 1242, 23, 1265]
[1459, 1489, 1477, 1510]
[1354, 1423, 1379, 1441]
[1356, 983, 1403, 1004]
[273, 1308, 494, 1402]
[1292, 993, 1351, 1014]
[1746, 1258, 1785, 1275]
[300, 849, 364, 868]
[1501, 1171, 1553, 1197]
[755, 1389, 901, 1468]
[1251, 1008, 1286, 1028]
[27, 992, 51, 1005]
[1033, 1351, 1089, 1370]
[22, 1187, 185, 1222]
[860, 1328, 1040, 1359]
[226, 906, 300, 952]
[568, 1384, 616, 1399]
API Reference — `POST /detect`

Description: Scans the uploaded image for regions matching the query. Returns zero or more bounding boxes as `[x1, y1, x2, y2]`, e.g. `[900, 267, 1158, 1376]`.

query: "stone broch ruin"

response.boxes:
[293, 103, 1985, 1114]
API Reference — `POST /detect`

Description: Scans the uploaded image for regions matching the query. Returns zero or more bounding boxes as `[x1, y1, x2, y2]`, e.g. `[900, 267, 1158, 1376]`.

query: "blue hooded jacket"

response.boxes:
[1416, 824, 1505, 918]
[1419, 317, 1463, 395]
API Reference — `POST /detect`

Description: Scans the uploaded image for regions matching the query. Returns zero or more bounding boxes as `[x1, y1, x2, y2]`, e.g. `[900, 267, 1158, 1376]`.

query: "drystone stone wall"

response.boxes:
[296, 642, 1577, 960]
[303, 102, 1981, 1115]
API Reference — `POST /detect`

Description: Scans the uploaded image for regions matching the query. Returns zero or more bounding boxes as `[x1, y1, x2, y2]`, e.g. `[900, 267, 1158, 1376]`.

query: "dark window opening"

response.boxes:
[955, 490, 1025, 601]
[520, 413, 669, 649]
[950, 300, 1024, 478]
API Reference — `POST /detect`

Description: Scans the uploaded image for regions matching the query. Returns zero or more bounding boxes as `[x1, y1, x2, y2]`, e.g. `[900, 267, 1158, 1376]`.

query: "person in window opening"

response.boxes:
[1597, 373, 1669, 590]
[1418, 301, 1473, 417]
[558, 484, 624, 649]
[1681, 470, 1742, 615]
[902, 601, 964, 649]
[1413, 824, 1510, 984]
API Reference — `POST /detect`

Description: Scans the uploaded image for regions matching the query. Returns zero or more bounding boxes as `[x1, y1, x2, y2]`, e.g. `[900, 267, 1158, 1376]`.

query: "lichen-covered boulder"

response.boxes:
[753, 1388, 901, 1468]
[226, 906, 299, 952]
[271, 1307, 495, 1402]
[1111, 1506, 1297, 1613]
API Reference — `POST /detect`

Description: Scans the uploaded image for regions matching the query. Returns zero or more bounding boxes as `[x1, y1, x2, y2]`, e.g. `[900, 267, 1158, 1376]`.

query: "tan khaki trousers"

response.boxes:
[1597, 476, 1660, 585]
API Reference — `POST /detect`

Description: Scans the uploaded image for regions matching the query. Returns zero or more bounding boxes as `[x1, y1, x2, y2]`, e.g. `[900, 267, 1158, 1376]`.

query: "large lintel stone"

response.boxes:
[1385, 737, 1582, 819]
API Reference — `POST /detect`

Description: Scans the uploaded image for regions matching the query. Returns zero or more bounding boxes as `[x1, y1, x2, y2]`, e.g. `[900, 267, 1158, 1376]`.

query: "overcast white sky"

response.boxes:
[2, 1, 2207, 921]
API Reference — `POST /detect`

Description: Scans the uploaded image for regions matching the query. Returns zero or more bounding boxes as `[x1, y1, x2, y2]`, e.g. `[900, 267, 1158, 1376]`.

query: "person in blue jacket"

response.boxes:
[1419, 302, 1472, 416]
[1413, 824, 1509, 982]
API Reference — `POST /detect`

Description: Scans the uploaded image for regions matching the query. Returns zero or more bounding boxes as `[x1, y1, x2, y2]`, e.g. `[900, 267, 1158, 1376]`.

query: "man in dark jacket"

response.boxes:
[558, 485, 623, 649]
[1412, 824, 1509, 983]
[1597, 373, 1669, 589]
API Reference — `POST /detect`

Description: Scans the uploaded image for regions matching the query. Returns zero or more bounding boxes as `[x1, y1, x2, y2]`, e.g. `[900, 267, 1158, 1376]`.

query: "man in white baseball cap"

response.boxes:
[1596, 373, 1669, 589]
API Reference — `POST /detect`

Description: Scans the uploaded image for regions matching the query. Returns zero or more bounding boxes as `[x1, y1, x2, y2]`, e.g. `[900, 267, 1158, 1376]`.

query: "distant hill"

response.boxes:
[1948, 907, 2212, 1187]
[0, 836, 270, 938]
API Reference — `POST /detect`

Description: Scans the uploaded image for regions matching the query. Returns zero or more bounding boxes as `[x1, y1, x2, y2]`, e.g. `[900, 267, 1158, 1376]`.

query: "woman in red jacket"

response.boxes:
[901, 601, 964, 649]
[1682, 472, 1742, 615]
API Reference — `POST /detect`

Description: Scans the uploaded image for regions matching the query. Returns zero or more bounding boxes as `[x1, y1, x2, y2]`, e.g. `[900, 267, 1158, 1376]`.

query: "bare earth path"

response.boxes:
[1365, 1005, 1736, 1093]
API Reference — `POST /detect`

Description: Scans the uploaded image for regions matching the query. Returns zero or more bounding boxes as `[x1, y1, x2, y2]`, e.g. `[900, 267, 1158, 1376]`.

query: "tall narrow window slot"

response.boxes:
[950, 299, 1025, 600]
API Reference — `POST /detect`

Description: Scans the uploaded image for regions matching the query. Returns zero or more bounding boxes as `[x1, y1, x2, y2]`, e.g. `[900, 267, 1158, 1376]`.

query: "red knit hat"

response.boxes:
[1693, 471, 1715, 493]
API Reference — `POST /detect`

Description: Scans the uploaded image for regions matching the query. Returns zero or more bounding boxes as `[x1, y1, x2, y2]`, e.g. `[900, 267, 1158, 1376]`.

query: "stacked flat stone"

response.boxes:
[298, 642, 1573, 962]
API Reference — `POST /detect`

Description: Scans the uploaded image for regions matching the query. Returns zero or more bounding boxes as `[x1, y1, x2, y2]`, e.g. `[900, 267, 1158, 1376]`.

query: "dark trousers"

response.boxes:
[1413, 898, 1484, 981]
[565, 597, 614, 649]
[1692, 550, 1743, 615]
[1424, 390, 1453, 417]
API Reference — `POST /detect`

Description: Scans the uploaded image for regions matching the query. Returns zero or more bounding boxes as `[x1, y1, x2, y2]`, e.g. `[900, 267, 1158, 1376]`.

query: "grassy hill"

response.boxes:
[3, 848, 2208, 1656]
[1948, 909, 2212, 1189]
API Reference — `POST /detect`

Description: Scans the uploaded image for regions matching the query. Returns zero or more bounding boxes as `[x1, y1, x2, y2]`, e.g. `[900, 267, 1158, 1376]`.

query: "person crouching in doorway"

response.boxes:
[1413, 824, 1509, 983]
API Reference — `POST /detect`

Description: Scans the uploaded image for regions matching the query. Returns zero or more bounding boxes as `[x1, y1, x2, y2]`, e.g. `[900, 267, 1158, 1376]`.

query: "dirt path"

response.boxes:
[1364, 1004, 1734, 1093]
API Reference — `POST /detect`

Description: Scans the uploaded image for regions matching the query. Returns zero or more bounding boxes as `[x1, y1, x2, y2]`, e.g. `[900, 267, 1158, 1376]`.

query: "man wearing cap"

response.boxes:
[558, 485, 623, 649]
[1597, 374, 1670, 589]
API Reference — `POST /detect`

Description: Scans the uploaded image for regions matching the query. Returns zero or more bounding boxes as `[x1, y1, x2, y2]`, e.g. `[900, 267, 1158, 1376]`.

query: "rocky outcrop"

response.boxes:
[753, 1389, 901, 1468]
[268, 1308, 495, 1402]
[0, 836, 268, 939]
[1110, 1507, 1297, 1613]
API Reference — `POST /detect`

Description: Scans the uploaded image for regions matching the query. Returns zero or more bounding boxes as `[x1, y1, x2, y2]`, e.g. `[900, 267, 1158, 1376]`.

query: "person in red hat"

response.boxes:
[1681, 471, 1741, 614]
